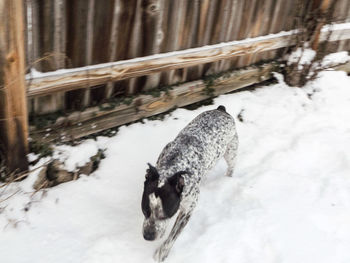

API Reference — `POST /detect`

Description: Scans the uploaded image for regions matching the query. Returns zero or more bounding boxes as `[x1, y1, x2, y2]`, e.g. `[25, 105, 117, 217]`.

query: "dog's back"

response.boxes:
[156, 106, 237, 180]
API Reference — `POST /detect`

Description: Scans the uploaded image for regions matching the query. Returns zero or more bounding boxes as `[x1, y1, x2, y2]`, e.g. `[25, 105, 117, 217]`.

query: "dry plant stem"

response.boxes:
[0, 189, 21, 203]
[0, 160, 51, 188]
[30, 181, 48, 197]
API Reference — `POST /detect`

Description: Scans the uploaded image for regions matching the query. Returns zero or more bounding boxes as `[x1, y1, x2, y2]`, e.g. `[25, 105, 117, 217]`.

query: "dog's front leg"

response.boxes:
[153, 209, 192, 262]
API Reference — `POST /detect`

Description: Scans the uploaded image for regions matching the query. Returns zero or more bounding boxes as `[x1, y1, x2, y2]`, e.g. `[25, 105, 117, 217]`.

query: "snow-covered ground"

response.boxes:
[1, 68, 350, 263]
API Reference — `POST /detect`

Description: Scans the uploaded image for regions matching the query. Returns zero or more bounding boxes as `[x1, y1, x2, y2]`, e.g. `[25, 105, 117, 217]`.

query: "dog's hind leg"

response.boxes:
[224, 133, 238, 177]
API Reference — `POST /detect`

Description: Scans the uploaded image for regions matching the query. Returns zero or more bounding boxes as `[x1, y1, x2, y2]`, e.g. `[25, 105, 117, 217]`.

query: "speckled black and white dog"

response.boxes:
[141, 105, 238, 262]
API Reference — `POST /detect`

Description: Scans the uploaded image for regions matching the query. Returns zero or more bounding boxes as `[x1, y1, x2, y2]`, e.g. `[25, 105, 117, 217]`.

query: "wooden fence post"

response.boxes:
[0, 0, 29, 175]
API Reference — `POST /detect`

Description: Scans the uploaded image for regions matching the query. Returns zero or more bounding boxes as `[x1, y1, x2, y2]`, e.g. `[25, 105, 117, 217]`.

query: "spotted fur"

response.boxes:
[142, 105, 238, 262]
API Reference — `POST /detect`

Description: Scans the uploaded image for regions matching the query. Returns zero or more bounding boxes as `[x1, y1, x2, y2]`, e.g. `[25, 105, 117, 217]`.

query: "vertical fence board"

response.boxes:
[209, 0, 231, 74]
[65, 0, 90, 110]
[141, 0, 165, 91]
[245, 0, 267, 66]
[180, 0, 200, 82]
[227, 0, 244, 70]
[265, 0, 293, 62]
[32, 0, 65, 114]
[106, 0, 121, 98]
[217, 0, 233, 72]
[161, 0, 187, 85]
[26, 0, 41, 115]
[335, 0, 350, 51]
[197, 0, 218, 76]
[236, 0, 258, 68]
[89, 0, 115, 105]
[82, 0, 95, 107]
[127, 0, 142, 95]
[52, 0, 66, 111]
[112, 0, 137, 97]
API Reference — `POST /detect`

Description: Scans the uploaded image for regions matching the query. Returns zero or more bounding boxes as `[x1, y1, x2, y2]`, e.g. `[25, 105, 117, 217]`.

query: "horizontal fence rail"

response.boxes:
[29, 60, 350, 143]
[29, 63, 276, 142]
[26, 24, 350, 98]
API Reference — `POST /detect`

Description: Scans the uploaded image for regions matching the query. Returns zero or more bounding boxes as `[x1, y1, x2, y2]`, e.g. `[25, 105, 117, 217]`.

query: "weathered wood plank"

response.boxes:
[141, 0, 165, 91]
[217, 0, 234, 72]
[127, 0, 142, 95]
[65, 0, 91, 110]
[0, 0, 29, 173]
[244, 0, 267, 66]
[29, 63, 275, 142]
[26, 0, 40, 71]
[209, 0, 231, 73]
[82, 0, 95, 107]
[179, 0, 200, 82]
[334, 0, 350, 52]
[29, 59, 350, 143]
[106, 0, 121, 98]
[226, 0, 244, 70]
[160, 0, 186, 85]
[197, 0, 218, 76]
[26, 25, 350, 98]
[52, 0, 66, 112]
[236, 0, 258, 68]
[30, 0, 66, 115]
[26, 31, 293, 97]
[111, 0, 138, 97]
[26, 0, 40, 115]
[263, 0, 285, 61]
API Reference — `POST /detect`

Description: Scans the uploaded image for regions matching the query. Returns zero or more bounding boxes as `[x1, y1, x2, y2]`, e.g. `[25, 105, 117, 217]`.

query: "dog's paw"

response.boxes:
[225, 169, 234, 177]
[153, 246, 169, 262]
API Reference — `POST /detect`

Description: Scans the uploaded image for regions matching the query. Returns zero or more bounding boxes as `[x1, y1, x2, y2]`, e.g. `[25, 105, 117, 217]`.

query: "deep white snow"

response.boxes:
[1, 66, 350, 263]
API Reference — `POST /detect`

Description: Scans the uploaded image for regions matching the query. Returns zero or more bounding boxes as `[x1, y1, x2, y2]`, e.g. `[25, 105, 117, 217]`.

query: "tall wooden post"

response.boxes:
[0, 0, 29, 174]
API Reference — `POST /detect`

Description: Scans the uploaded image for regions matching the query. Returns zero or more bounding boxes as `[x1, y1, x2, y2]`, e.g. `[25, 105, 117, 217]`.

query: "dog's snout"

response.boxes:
[143, 230, 156, 241]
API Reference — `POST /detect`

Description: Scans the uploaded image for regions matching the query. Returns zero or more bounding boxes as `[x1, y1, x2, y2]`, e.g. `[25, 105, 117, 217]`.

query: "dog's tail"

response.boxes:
[217, 105, 226, 112]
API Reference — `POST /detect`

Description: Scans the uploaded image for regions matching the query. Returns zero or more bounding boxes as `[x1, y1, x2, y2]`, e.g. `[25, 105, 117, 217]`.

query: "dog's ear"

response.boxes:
[168, 171, 187, 194]
[146, 163, 159, 181]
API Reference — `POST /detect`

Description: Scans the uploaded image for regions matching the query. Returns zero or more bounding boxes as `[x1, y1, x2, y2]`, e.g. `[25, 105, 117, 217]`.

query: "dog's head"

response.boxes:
[141, 163, 186, 241]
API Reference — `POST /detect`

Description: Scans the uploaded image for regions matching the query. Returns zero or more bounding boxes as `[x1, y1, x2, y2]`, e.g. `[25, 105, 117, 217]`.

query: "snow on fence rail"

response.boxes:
[26, 25, 350, 98]
[29, 63, 276, 142]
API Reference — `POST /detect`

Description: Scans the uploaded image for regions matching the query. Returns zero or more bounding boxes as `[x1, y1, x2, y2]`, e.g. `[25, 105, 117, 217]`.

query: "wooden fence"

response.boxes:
[26, 0, 350, 114]
[1, 0, 350, 173]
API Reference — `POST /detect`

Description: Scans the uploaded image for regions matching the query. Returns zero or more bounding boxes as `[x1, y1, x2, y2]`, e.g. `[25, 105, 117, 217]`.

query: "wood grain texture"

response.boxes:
[30, 60, 350, 143]
[26, 32, 293, 97]
[0, 0, 29, 173]
[23, 0, 350, 116]
[30, 0, 66, 115]
[26, 26, 350, 98]
[160, 0, 186, 85]
[26, 0, 40, 114]
[105, 0, 122, 98]
[30, 63, 275, 142]
[141, 0, 164, 91]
